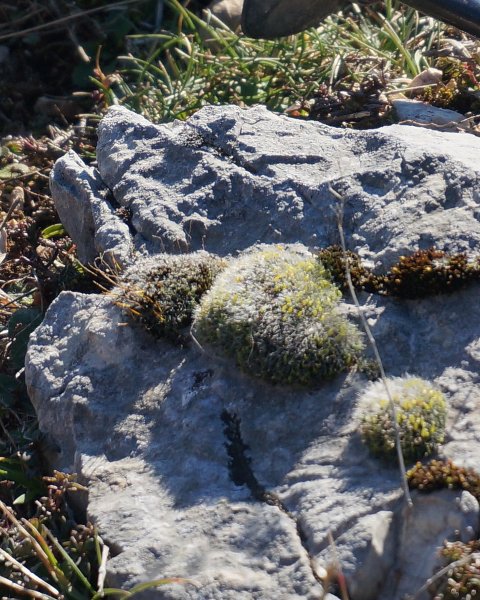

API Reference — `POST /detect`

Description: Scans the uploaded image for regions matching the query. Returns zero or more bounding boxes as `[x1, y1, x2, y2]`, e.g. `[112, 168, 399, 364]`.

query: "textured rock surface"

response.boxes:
[392, 98, 467, 128]
[50, 150, 133, 266]
[53, 104, 480, 272]
[27, 105, 480, 599]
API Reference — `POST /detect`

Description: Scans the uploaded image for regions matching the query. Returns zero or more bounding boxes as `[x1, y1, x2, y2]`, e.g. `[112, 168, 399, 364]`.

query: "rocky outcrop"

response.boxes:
[27, 105, 480, 599]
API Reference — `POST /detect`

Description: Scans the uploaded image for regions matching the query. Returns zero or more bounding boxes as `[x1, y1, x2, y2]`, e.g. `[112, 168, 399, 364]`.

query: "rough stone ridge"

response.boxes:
[51, 104, 480, 270]
[27, 105, 480, 598]
[50, 150, 133, 266]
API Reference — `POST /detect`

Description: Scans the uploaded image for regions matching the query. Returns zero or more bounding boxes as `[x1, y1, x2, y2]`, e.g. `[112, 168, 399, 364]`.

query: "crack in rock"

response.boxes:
[221, 409, 330, 592]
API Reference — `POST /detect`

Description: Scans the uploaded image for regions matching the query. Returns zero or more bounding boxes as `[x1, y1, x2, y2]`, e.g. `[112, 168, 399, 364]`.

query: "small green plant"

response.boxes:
[407, 459, 480, 499]
[113, 251, 226, 341]
[94, 0, 449, 126]
[193, 245, 364, 385]
[430, 539, 480, 600]
[318, 246, 480, 299]
[360, 376, 447, 463]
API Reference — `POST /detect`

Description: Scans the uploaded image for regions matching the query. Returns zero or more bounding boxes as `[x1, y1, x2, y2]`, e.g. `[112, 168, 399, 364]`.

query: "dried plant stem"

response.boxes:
[0, 548, 60, 597]
[329, 185, 413, 508]
[0, 501, 57, 580]
[0, 575, 57, 599]
[411, 552, 480, 598]
[96, 538, 109, 593]
[0, 0, 138, 43]
[0, 198, 20, 234]
[327, 531, 350, 600]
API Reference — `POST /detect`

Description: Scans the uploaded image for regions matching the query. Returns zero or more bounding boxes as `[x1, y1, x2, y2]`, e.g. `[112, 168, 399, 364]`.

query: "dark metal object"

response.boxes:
[242, 0, 480, 39]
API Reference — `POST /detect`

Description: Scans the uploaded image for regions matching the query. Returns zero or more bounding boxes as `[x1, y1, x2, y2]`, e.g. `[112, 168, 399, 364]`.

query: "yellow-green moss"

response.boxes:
[360, 377, 447, 463]
[193, 245, 364, 385]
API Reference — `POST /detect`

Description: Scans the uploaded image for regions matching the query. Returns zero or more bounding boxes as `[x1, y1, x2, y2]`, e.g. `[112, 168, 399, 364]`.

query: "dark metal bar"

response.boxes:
[403, 0, 480, 38]
[241, 0, 480, 38]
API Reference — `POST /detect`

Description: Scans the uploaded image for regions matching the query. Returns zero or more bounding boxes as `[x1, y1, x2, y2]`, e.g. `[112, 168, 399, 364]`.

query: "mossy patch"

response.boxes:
[193, 245, 364, 385]
[360, 376, 447, 463]
[407, 458, 480, 499]
[112, 252, 227, 342]
[318, 246, 480, 299]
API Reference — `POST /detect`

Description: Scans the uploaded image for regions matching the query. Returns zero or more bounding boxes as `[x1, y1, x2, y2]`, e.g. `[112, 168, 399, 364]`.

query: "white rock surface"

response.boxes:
[26, 105, 480, 598]
[392, 98, 467, 128]
[50, 150, 133, 266]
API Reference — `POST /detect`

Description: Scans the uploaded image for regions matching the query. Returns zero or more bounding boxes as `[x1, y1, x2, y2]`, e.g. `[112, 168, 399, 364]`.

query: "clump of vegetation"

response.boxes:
[408, 458, 480, 499]
[360, 377, 447, 463]
[430, 539, 480, 600]
[316, 245, 373, 291]
[113, 252, 227, 341]
[318, 246, 480, 298]
[95, 0, 461, 128]
[0, 469, 185, 598]
[193, 245, 364, 385]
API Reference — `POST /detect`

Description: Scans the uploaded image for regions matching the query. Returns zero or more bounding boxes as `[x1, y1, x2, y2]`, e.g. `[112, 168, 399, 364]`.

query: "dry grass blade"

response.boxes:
[329, 184, 413, 508]
[0, 547, 60, 597]
[96, 540, 109, 593]
[0, 501, 56, 578]
[411, 552, 480, 598]
[0, 574, 57, 599]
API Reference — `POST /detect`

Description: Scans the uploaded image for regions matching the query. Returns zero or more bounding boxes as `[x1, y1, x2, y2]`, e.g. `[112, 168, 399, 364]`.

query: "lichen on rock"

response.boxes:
[193, 244, 364, 385]
[360, 376, 447, 463]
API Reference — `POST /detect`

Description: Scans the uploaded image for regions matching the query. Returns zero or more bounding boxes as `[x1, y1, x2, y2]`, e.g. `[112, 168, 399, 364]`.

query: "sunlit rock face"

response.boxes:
[28, 104, 480, 599]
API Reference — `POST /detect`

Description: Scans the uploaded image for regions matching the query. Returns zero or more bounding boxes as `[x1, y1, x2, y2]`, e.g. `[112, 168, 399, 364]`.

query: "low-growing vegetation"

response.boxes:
[113, 251, 227, 342]
[0, 0, 480, 596]
[360, 376, 447, 463]
[194, 245, 364, 384]
[318, 245, 480, 298]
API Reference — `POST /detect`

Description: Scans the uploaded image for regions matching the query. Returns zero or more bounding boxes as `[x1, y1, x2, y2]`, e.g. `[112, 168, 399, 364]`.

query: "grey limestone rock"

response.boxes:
[52, 104, 480, 272]
[29, 104, 480, 598]
[50, 150, 134, 266]
[392, 98, 467, 128]
[207, 0, 243, 31]
[26, 279, 480, 598]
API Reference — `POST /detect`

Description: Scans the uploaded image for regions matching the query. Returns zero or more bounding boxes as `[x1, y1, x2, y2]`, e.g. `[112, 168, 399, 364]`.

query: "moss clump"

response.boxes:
[316, 245, 373, 292]
[317, 246, 480, 299]
[113, 252, 227, 341]
[430, 540, 480, 600]
[407, 459, 480, 499]
[360, 377, 447, 463]
[193, 245, 364, 385]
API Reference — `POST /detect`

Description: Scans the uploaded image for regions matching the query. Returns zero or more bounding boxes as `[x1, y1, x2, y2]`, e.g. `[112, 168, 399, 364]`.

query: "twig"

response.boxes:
[47, 0, 90, 63]
[0, 548, 60, 597]
[0, 198, 20, 234]
[410, 552, 480, 599]
[329, 184, 413, 508]
[327, 531, 350, 600]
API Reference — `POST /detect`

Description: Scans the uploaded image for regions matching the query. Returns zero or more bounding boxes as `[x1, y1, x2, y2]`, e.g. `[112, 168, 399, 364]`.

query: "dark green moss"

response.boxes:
[113, 252, 227, 342]
[317, 246, 480, 299]
[407, 458, 480, 499]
